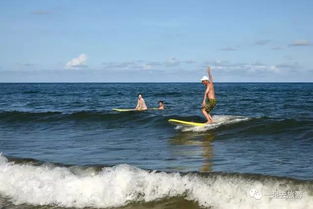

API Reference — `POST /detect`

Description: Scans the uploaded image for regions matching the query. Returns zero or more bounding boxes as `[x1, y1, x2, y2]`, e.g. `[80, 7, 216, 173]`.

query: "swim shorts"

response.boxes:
[202, 99, 217, 113]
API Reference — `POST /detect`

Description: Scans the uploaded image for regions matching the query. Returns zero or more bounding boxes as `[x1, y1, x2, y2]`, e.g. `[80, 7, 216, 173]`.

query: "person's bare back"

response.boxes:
[207, 81, 215, 99]
[135, 94, 147, 110]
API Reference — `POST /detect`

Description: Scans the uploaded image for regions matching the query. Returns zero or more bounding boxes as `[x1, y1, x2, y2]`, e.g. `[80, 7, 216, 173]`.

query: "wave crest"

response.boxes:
[0, 154, 312, 209]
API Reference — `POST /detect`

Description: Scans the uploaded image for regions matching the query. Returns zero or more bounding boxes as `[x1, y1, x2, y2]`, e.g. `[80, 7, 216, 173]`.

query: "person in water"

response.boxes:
[201, 67, 216, 123]
[135, 94, 148, 110]
[158, 101, 165, 110]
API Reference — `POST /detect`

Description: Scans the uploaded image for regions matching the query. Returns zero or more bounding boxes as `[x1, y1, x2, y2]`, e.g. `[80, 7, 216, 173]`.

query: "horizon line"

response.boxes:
[0, 81, 312, 84]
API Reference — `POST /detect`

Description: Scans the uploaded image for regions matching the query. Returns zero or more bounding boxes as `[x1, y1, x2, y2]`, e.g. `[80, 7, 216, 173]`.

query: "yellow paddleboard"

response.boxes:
[168, 119, 206, 127]
[112, 108, 137, 112]
[113, 108, 159, 112]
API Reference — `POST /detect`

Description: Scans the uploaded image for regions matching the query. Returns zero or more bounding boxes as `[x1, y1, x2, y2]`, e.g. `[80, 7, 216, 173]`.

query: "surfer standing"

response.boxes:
[201, 67, 217, 123]
[135, 94, 148, 110]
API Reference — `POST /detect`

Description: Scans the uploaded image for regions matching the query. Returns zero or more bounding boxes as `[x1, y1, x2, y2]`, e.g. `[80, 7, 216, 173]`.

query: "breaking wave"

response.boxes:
[0, 154, 312, 209]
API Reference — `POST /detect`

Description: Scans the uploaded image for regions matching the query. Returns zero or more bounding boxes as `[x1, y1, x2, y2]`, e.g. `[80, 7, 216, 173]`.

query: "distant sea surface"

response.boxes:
[0, 83, 312, 209]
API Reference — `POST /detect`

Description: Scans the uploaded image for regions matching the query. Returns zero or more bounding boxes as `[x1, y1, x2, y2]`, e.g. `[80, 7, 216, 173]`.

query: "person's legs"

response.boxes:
[202, 99, 216, 123]
[207, 112, 214, 123]
[201, 108, 213, 123]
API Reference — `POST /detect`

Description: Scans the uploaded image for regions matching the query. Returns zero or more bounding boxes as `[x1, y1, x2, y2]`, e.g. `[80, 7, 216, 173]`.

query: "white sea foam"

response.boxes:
[179, 115, 250, 132]
[0, 154, 312, 209]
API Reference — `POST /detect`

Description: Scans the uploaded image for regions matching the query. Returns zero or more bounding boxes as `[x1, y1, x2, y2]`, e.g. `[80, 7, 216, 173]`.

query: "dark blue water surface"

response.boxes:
[0, 83, 312, 180]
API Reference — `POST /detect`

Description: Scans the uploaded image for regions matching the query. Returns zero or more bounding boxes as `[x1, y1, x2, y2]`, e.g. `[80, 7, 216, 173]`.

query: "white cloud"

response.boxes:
[204, 60, 301, 74]
[289, 40, 311, 47]
[255, 40, 271, 46]
[31, 10, 52, 15]
[65, 54, 87, 69]
[165, 57, 180, 67]
[140, 19, 184, 28]
[271, 46, 283, 50]
[183, 60, 196, 64]
[101, 58, 193, 71]
[220, 47, 238, 51]
[142, 63, 153, 70]
[167, 57, 177, 63]
[100, 59, 302, 75]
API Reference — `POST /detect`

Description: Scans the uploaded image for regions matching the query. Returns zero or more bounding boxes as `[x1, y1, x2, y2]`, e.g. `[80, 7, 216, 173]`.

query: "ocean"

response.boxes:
[0, 83, 312, 209]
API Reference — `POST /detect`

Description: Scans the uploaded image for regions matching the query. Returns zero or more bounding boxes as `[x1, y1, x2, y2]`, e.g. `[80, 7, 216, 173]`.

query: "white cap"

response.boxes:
[200, 76, 209, 81]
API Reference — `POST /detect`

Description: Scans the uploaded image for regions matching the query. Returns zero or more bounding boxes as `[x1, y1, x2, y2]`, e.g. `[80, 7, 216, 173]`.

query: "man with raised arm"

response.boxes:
[200, 67, 217, 123]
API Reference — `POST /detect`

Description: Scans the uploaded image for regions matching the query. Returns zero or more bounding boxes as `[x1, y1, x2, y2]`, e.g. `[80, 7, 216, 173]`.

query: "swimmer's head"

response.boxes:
[201, 76, 209, 85]
[158, 101, 165, 109]
[138, 94, 143, 99]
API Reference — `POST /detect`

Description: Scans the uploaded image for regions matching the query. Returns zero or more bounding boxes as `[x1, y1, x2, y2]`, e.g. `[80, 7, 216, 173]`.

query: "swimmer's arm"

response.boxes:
[208, 67, 213, 83]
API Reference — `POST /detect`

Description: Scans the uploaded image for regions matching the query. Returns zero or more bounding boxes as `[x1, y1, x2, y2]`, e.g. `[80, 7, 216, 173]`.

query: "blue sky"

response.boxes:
[0, 0, 312, 82]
